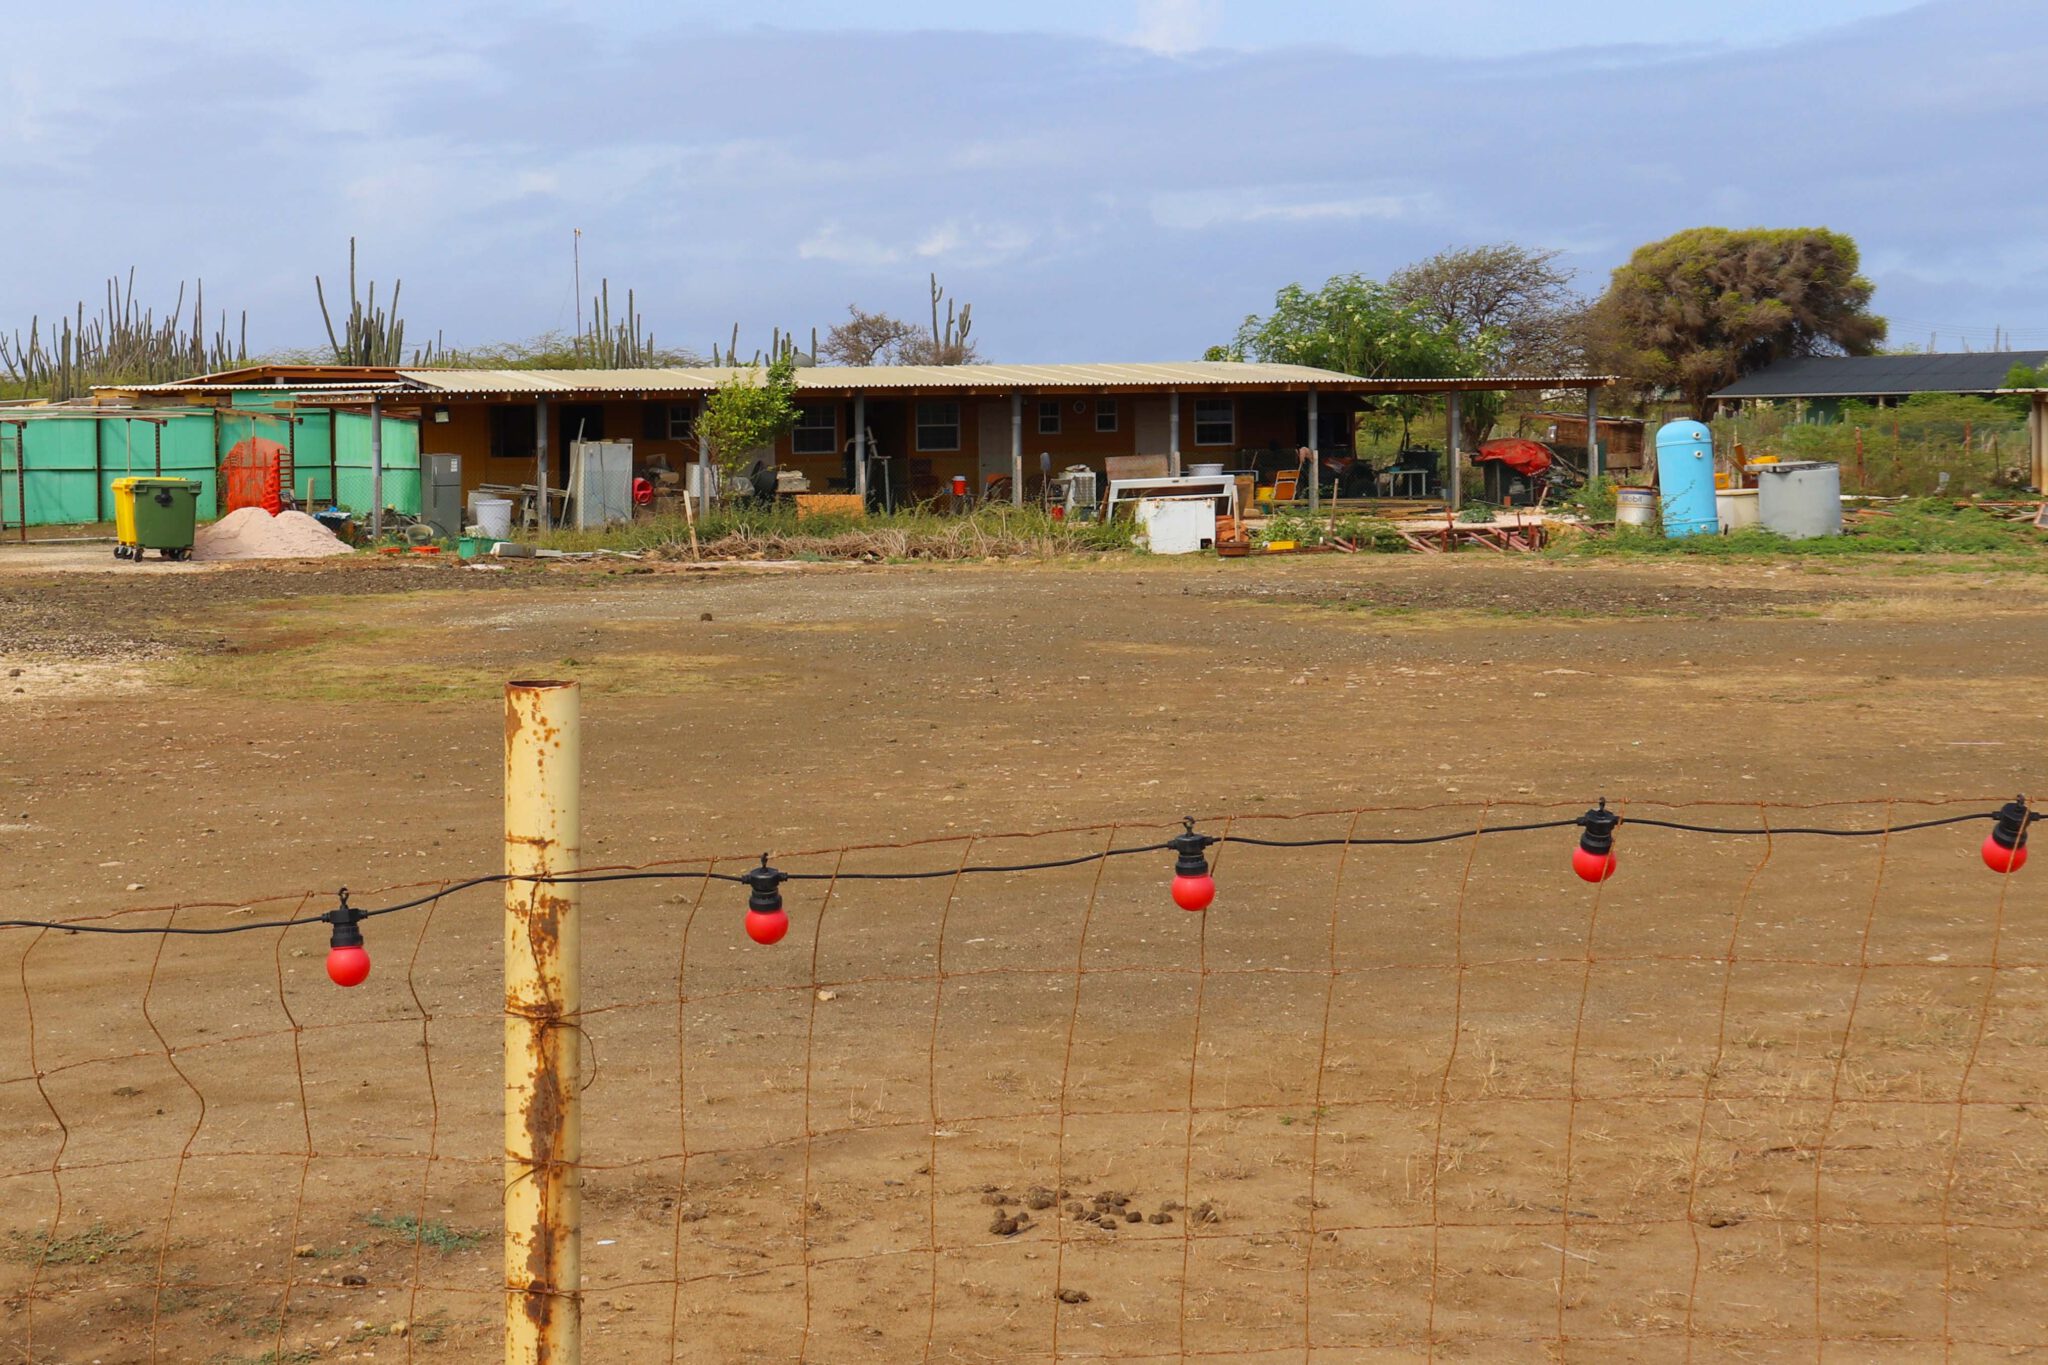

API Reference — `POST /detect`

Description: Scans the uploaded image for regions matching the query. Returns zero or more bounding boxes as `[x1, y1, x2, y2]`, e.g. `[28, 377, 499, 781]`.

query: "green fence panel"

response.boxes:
[18, 418, 101, 525]
[293, 410, 337, 506]
[0, 425, 20, 528]
[333, 412, 421, 514]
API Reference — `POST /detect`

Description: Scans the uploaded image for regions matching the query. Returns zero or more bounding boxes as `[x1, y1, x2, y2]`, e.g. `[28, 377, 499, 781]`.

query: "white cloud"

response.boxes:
[1128, 0, 1221, 56]
[1150, 190, 1437, 232]
[801, 219, 1036, 269]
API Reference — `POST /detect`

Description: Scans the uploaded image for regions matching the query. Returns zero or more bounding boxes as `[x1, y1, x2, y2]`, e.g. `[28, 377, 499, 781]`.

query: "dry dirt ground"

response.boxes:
[1, 549, 2045, 1363]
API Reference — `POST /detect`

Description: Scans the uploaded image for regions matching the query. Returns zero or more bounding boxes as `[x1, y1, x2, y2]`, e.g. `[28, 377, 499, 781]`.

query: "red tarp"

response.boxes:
[1474, 438, 1554, 477]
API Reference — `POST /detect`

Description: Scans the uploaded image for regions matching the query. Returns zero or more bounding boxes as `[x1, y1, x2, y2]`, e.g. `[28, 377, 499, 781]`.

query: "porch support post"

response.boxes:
[853, 392, 868, 504]
[1168, 389, 1181, 476]
[370, 396, 384, 539]
[2032, 393, 2046, 493]
[696, 427, 711, 519]
[534, 397, 550, 533]
[1446, 390, 1462, 513]
[1009, 391, 1023, 506]
[1586, 383, 1602, 481]
[1307, 389, 1320, 515]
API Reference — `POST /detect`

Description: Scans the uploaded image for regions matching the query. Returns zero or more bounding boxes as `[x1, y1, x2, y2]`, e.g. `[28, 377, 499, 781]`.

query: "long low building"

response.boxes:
[92, 361, 1609, 514]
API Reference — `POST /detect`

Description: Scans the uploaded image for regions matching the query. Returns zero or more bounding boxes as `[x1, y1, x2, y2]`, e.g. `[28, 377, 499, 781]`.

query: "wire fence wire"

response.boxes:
[3, 795, 2043, 1362]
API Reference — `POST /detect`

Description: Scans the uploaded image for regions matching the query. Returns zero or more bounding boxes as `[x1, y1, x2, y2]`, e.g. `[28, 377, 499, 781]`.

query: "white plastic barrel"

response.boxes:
[1716, 488, 1760, 531]
[475, 496, 513, 539]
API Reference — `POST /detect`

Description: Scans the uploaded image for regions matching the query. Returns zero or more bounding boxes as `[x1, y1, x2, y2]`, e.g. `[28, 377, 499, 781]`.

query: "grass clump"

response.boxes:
[363, 1211, 486, 1252]
[1553, 498, 2047, 561]
[539, 502, 1136, 561]
[7, 1222, 140, 1265]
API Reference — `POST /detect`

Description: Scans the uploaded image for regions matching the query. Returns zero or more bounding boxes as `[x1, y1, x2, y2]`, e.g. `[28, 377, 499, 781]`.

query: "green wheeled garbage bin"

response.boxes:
[113, 477, 202, 562]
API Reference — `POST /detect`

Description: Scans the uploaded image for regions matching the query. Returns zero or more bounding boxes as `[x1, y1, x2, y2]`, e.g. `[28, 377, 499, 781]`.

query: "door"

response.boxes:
[557, 404, 605, 483]
[976, 399, 1011, 492]
[1133, 399, 1169, 456]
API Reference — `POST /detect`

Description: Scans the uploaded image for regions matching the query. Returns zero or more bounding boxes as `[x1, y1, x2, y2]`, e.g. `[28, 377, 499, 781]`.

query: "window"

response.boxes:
[916, 400, 961, 452]
[1095, 397, 1118, 433]
[643, 401, 696, 442]
[1193, 398, 1235, 447]
[1038, 400, 1061, 436]
[792, 404, 837, 455]
[489, 406, 535, 460]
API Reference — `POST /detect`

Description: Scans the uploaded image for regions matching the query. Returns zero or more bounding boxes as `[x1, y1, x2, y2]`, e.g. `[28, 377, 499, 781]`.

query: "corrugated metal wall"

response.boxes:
[0, 405, 418, 528]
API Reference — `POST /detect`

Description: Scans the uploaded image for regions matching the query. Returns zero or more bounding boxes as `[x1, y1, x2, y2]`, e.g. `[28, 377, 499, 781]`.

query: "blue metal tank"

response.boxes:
[1655, 420, 1719, 538]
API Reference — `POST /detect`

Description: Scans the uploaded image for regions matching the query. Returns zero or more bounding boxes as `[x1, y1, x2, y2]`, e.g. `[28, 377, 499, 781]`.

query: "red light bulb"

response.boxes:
[326, 944, 371, 987]
[322, 890, 370, 987]
[1171, 873, 1215, 912]
[740, 858, 792, 945]
[1572, 846, 1617, 883]
[1573, 801, 1620, 884]
[1985, 798, 2031, 874]
[1984, 834, 2028, 874]
[1167, 820, 1219, 914]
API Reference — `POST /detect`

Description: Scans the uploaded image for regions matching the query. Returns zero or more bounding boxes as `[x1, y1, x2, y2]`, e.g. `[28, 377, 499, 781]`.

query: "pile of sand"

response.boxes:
[193, 508, 353, 562]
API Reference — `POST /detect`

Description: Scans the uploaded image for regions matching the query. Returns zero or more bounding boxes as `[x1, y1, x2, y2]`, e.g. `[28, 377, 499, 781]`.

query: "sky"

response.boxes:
[3, 0, 2042, 363]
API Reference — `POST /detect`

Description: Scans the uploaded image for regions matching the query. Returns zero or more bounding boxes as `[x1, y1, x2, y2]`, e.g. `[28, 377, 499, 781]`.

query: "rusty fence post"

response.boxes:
[504, 680, 581, 1363]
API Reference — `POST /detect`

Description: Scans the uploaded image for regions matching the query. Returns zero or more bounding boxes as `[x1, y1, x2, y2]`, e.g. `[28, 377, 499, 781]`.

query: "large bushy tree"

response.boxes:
[1209, 274, 1469, 447]
[1390, 243, 1585, 448]
[1593, 227, 1886, 418]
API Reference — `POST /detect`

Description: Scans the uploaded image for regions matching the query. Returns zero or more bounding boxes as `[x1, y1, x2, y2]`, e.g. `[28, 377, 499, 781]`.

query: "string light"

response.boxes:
[1573, 801, 1619, 883]
[321, 890, 370, 987]
[1167, 818, 1218, 911]
[1983, 796, 2031, 874]
[740, 857, 791, 944]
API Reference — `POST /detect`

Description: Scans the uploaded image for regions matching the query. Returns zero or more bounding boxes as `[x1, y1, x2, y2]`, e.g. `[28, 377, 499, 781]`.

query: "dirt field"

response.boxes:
[1, 549, 2044, 1363]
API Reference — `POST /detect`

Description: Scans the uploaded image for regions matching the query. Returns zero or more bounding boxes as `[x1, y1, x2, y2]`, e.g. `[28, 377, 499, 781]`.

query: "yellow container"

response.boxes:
[111, 476, 142, 547]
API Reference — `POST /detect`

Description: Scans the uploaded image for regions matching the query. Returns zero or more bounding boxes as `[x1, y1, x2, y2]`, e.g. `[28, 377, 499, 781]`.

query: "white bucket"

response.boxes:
[1716, 488, 1760, 531]
[474, 496, 513, 539]
[1615, 486, 1656, 527]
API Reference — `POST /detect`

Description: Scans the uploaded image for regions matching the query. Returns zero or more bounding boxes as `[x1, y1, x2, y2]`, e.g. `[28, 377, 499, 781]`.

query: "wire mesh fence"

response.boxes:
[1711, 398, 2033, 499]
[3, 796, 2044, 1361]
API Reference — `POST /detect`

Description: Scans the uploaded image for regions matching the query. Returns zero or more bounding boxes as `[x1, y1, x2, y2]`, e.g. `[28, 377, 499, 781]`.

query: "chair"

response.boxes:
[1272, 471, 1299, 503]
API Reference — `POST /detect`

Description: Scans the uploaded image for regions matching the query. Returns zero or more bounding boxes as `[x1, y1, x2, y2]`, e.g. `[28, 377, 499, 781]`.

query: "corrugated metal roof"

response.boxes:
[381, 361, 1611, 397]
[105, 380, 410, 395]
[118, 360, 1614, 401]
[1714, 352, 2048, 400]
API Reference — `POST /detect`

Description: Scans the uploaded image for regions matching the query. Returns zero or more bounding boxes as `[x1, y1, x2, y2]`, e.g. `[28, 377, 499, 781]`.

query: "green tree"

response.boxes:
[698, 352, 801, 480]
[1593, 226, 1886, 418]
[1211, 274, 1466, 447]
[1389, 243, 1586, 450]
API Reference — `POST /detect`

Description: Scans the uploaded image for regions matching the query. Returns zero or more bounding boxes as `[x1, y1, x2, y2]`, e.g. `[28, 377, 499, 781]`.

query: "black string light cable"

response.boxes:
[0, 800, 2027, 987]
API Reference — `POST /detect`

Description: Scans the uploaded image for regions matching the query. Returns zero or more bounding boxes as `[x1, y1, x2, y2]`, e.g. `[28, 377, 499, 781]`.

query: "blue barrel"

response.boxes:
[1655, 420, 1719, 538]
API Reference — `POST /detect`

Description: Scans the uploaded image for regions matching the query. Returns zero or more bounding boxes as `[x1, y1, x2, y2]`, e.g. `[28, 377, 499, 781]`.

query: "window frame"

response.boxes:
[666, 402, 697, 441]
[1037, 399, 1062, 436]
[1095, 397, 1118, 433]
[489, 406, 536, 460]
[791, 403, 838, 455]
[915, 400, 962, 453]
[1192, 397, 1236, 448]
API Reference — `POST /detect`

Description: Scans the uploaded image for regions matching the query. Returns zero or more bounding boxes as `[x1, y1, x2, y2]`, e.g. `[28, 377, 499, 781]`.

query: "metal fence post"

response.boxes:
[504, 680, 581, 1364]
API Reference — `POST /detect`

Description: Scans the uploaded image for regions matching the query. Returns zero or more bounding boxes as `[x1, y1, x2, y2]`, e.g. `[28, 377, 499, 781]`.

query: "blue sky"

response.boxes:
[3, 0, 2041, 362]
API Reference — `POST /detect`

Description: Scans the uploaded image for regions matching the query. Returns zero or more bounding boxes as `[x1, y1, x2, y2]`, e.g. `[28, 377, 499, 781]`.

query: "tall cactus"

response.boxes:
[0, 268, 246, 399]
[315, 238, 440, 365]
